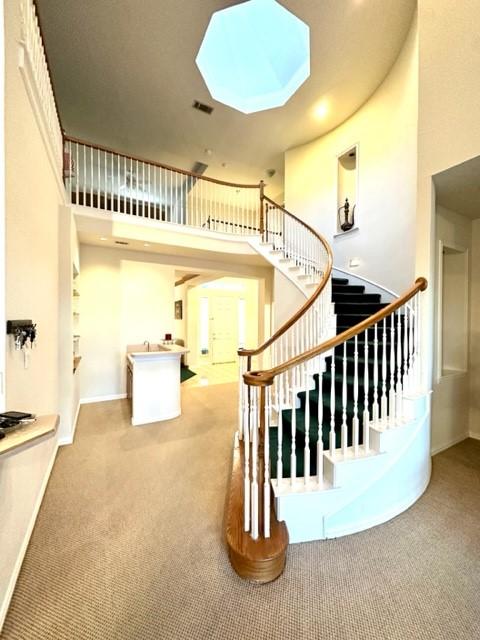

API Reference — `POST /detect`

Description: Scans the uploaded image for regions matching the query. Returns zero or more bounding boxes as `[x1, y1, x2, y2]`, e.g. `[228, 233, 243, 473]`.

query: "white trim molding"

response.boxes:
[17, 43, 65, 201]
[80, 393, 127, 405]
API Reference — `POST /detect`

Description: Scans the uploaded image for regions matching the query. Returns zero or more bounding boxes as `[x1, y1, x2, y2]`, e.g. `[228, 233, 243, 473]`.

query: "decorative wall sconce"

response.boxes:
[337, 198, 356, 232]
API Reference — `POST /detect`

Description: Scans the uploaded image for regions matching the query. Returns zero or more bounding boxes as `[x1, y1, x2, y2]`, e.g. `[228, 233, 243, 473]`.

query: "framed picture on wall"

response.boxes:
[175, 300, 183, 320]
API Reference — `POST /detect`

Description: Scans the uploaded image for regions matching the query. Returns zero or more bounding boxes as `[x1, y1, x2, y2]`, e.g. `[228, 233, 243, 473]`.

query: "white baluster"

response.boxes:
[317, 367, 324, 486]
[403, 304, 409, 395]
[353, 336, 359, 455]
[396, 310, 403, 421]
[363, 328, 370, 452]
[373, 322, 379, 425]
[329, 355, 336, 456]
[341, 342, 348, 457]
[304, 364, 310, 483]
[408, 301, 414, 392]
[290, 369, 297, 484]
[277, 373, 283, 486]
[389, 313, 396, 427]
[243, 380, 250, 532]
[264, 387, 271, 538]
[381, 317, 387, 424]
[415, 294, 421, 388]
[75, 142, 79, 205]
[251, 387, 259, 540]
[90, 145, 93, 207]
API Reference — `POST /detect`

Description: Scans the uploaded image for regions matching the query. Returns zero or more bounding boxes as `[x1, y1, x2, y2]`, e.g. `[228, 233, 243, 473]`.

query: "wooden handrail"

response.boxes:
[238, 199, 333, 357]
[244, 277, 428, 387]
[64, 135, 262, 190]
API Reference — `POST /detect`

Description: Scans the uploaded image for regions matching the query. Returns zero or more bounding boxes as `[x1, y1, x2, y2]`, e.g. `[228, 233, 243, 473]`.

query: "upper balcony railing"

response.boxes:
[20, 0, 64, 174]
[64, 136, 263, 236]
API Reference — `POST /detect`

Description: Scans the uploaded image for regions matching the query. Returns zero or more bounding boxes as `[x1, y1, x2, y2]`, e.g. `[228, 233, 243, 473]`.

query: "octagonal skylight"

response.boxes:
[196, 0, 310, 114]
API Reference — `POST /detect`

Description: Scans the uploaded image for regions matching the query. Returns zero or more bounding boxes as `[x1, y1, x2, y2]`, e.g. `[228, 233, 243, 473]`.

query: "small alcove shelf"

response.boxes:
[73, 265, 81, 374]
[436, 240, 469, 381]
[336, 144, 359, 235]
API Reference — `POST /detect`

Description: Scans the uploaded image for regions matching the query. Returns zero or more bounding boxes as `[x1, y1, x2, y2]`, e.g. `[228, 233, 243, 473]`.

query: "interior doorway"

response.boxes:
[185, 275, 262, 369]
[211, 296, 239, 364]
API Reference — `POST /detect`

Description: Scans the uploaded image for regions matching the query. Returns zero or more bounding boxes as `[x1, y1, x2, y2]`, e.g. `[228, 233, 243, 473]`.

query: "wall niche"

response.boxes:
[336, 145, 358, 234]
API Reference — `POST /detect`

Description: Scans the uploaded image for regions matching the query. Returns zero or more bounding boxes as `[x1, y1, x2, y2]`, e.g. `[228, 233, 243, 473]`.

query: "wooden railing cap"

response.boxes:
[243, 276, 428, 387]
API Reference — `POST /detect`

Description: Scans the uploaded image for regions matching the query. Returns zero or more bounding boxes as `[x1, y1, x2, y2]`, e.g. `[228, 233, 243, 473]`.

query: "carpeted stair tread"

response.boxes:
[332, 292, 382, 303]
[270, 273, 391, 478]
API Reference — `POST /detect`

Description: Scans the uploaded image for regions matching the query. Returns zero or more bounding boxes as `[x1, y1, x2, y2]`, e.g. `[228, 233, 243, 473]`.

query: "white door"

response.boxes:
[211, 296, 238, 364]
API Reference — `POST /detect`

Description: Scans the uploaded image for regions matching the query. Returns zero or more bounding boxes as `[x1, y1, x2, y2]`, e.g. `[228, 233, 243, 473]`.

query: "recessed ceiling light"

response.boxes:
[314, 101, 328, 120]
[144, 243, 150, 247]
[100, 237, 107, 241]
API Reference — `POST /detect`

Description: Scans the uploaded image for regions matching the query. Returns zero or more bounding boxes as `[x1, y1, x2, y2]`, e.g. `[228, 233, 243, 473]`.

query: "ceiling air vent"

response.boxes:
[115, 240, 129, 246]
[193, 100, 214, 115]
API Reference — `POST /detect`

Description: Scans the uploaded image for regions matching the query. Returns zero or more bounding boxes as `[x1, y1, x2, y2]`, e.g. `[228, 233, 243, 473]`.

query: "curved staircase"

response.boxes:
[22, 0, 430, 594]
[62, 134, 429, 585]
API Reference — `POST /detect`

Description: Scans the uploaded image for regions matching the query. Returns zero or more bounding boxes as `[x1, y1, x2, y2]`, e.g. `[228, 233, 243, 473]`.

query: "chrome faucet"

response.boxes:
[144, 340, 150, 352]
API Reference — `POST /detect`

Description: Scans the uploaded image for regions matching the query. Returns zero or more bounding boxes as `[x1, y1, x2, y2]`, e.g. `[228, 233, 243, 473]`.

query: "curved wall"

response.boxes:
[284, 18, 418, 294]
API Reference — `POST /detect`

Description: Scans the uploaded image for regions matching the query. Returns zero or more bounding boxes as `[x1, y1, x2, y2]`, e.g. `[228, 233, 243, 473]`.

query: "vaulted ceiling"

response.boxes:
[37, 0, 416, 194]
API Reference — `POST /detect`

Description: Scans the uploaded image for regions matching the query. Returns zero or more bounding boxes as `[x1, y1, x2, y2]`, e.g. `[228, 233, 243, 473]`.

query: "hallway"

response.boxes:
[2, 384, 480, 640]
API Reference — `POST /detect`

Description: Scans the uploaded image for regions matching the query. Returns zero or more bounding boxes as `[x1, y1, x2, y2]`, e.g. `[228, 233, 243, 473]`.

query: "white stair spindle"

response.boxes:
[317, 367, 324, 486]
[381, 318, 388, 423]
[353, 336, 359, 455]
[264, 387, 271, 538]
[363, 328, 370, 452]
[396, 311, 403, 421]
[408, 302, 415, 392]
[290, 370, 297, 484]
[304, 364, 310, 483]
[277, 373, 283, 486]
[341, 342, 348, 456]
[403, 304, 409, 393]
[329, 355, 336, 456]
[243, 380, 250, 532]
[389, 313, 396, 427]
[373, 322, 379, 425]
[75, 142, 79, 204]
[250, 387, 259, 540]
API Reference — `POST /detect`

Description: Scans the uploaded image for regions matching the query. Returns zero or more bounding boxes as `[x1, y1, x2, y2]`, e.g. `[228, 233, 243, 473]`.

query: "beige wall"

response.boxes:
[285, 18, 418, 294]
[431, 206, 471, 452]
[79, 245, 176, 400]
[5, 1, 63, 415]
[469, 220, 480, 439]
[416, 0, 480, 389]
[2, 0, 65, 627]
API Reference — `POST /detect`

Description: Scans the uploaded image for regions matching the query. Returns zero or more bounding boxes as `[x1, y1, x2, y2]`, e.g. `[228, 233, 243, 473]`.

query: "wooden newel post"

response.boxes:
[259, 180, 265, 237]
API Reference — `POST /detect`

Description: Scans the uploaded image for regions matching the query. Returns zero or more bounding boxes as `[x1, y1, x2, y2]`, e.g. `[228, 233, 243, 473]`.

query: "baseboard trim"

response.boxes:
[0, 439, 58, 632]
[431, 433, 470, 456]
[80, 393, 127, 405]
[469, 431, 480, 441]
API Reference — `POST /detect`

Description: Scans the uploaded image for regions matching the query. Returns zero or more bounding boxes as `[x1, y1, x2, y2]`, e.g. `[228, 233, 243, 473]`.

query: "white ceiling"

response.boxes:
[38, 0, 415, 193]
[435, 156, 480, 220]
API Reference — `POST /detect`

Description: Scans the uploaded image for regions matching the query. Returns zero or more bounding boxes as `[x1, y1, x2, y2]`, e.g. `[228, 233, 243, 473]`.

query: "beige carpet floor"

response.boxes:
[2, 383, 480, 640]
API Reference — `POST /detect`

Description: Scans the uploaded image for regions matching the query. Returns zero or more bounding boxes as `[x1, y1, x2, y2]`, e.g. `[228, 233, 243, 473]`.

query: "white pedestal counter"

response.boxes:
[126, 344, 189, 426]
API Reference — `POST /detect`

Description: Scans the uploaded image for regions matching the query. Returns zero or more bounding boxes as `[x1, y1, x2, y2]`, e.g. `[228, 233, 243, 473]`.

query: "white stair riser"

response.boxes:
[274, 394, 431, 543]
